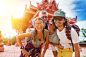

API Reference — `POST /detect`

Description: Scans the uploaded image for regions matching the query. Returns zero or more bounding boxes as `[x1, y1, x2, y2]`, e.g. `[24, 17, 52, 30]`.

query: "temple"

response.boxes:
[11, 0, 78, 46]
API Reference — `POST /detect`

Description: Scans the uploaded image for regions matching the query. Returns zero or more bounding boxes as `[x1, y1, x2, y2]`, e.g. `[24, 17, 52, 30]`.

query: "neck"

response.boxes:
[58, 26, 65, 32]
[37, 31, 42, 34]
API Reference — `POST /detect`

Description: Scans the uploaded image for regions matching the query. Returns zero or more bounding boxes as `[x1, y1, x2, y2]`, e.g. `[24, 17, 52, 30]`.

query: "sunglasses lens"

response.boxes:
[35, 23, 44, 27]
[35, 24, 38, 27]
[40, 23, 44, 26]
[47, 23, 52, 26]
[42, 16, 48, 19]
[50, 24, 52, 26]
[54, 17, 64, 21]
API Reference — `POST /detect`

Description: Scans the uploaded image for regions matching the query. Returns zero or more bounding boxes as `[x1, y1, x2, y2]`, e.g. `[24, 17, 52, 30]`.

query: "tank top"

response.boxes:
[25, 28, 47, 48]
[49, 31, 60, 45]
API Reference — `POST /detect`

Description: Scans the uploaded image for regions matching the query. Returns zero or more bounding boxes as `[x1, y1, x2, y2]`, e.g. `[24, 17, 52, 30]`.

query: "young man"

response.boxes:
[52, 10, 80, 57]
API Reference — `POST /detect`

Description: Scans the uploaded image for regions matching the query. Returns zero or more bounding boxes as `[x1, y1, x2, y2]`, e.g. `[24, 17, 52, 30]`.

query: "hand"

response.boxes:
[28, 28, 31, 32]
[58, 44, 64, 49]
[22, 49, 29, 57]
[69, 43, 72, 46]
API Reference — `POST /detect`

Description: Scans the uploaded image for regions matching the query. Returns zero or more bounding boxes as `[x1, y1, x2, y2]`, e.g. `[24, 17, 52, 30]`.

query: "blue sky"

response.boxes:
[73, 0, 86, 21]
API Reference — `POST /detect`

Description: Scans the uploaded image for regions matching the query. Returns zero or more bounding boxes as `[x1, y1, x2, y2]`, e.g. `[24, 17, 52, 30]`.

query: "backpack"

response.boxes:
[65, 24, 80, 51]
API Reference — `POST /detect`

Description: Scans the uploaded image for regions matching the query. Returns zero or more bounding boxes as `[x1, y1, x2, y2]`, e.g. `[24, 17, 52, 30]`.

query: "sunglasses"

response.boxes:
[35, 23, 44, 27]
[53, 17, 64, 21]
[41, 16, 48, 19]
[47, 23, 53, 26]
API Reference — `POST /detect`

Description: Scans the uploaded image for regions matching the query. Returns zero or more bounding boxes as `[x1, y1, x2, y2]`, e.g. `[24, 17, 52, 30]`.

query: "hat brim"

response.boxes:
[53, 13, 65, 17]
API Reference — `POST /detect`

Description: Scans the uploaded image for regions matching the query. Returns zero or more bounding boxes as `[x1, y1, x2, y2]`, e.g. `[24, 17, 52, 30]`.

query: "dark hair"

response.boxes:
[51, 17, 68, 29]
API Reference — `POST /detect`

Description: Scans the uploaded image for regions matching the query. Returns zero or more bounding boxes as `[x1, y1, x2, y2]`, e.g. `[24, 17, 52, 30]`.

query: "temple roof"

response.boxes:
[37, 0, 59, 14]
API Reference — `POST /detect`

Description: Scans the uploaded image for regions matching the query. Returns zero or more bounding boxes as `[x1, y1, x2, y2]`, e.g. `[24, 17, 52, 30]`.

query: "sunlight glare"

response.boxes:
[0, 0, 26, 38]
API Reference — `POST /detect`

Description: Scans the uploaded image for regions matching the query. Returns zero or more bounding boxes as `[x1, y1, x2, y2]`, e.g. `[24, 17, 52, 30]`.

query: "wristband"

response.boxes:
[20, 46, 24, 49]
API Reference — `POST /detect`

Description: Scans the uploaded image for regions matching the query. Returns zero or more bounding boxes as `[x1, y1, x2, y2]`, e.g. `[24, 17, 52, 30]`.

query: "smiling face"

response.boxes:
[48, 22, 54, 31]
[54, 16, 66, 28]
[40, 13, 48, 23]
[34, 19, 44, 31]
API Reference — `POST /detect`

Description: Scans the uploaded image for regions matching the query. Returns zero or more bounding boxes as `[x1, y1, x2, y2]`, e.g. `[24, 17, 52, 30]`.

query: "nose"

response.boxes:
[55, 19, 60, 22]
[38, 25, 41, 28]
[43, 18, 46, 20]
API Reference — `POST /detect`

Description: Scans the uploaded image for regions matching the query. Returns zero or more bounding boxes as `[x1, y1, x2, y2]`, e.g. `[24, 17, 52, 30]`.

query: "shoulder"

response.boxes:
[71, 27, 78, 38]
[44, 29, 49, 34]
[71, 27, 76, 33]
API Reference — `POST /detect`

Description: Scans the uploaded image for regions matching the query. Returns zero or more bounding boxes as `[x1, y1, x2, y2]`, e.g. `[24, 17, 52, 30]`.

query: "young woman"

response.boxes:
[16, 17, 49, 57]
[48, 20, 63, 57]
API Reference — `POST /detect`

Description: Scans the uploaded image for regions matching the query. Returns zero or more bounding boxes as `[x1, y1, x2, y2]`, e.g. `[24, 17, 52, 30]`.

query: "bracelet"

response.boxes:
[20, 46, 24, 49]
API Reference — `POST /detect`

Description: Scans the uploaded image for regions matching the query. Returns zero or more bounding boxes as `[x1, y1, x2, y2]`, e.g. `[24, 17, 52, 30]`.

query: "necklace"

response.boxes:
[36, 34, 43, 41]
[49, 30, 55, 35]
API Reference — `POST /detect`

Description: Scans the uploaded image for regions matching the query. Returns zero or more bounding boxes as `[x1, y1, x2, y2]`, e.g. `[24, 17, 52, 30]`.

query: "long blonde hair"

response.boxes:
[33, 17, 45, 43]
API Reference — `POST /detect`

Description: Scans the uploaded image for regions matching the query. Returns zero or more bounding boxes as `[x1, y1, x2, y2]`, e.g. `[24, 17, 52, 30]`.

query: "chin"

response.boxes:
[38, 30, 42, 31]
[37, 29, 43, 31]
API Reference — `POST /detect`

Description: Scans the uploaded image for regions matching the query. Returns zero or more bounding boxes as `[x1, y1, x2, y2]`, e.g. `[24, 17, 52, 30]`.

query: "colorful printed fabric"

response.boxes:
[20, 42, 43, 57]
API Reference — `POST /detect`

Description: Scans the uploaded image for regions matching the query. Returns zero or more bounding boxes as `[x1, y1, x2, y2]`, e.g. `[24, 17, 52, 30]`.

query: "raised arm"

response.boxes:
[16, 32, 31, 47]
[16, 32, 31, 57]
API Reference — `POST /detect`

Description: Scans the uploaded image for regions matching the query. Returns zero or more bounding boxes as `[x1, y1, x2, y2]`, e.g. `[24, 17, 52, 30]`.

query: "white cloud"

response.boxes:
[56, 0, 77, 18]
[76, 20, 86, 29]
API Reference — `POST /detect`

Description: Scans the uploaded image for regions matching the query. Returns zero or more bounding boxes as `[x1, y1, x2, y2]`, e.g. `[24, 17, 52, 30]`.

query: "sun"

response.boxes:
[0, 0, 26, 38]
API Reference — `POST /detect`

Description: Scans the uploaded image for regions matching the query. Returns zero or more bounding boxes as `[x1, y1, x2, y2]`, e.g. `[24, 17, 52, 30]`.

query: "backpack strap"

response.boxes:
[65, 24, 74, 51]
[65, 24, 71, 40]
[70, 24, 80, 36]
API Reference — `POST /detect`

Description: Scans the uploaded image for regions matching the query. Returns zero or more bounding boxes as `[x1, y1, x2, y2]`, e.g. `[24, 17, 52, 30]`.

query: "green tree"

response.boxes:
[10, 36, 16, 45]
[80, 28, 86, 41]
[81, 28, 86, 37]
[2, 37, 8, 45]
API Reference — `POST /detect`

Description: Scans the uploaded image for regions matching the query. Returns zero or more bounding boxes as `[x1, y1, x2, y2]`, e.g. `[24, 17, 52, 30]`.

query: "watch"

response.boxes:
[20, 46, 24, 49]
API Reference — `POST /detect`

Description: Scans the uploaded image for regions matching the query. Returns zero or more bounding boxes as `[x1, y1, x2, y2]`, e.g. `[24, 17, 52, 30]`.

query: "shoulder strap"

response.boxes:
[70, 24, 80, 36]
[65, 24, 74, 51]
[65, 24, 71, 40]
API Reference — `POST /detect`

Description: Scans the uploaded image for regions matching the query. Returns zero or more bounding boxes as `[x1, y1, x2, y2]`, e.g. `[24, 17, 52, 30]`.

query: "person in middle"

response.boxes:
[48, 20, 63, 57]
